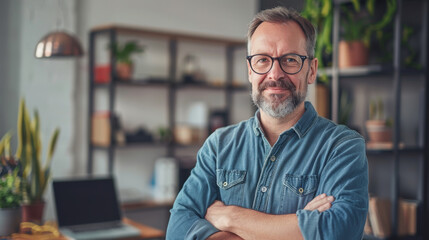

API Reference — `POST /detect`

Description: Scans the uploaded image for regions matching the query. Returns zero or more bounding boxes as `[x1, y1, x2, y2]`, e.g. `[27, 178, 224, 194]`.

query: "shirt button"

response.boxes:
[298, 188, 304, 194]
[261, 186, 267, 193]
[270, 156, 276, 162]
[223, 182, 228, 187]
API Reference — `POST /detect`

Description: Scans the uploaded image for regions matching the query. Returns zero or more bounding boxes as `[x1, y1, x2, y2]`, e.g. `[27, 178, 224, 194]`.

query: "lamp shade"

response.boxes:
[35, 31, 83, 58]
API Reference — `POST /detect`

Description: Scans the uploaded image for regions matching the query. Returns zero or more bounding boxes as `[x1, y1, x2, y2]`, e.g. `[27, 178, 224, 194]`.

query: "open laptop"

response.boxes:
[52, 177, 141, 240]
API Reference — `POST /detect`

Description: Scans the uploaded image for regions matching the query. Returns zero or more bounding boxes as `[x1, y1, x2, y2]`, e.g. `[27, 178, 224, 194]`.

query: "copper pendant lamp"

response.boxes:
[35, 31, 83, 58]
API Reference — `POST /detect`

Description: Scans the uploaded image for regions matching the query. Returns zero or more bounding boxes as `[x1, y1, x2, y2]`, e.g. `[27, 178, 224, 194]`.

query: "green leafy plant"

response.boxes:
[369, 98, 392, 127]
[342, 0, 396, 47]
[0, 133, 22, 209]
[16, 99, 60, 204]
[301, 0, 333, 84]
[0, 173, 22, 209]
[401, 25, 422, 69]
[339, 90, 352, 125]
[110, 41, 144, 64]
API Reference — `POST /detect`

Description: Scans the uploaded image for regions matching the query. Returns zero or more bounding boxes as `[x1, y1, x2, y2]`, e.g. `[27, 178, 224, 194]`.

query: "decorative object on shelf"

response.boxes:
[109, 41, 144, 80]
[174, 125, 202, 146]
[301, 0, 332, 84]
[339, 0, 396, 68]
[181, 55, 205, 84]
[0, 133, 22, 236]
[338, 40, 369, 68]
[208, 110, 228, 135]
[94, 65, 111, 84]
[16, 99, 60, 224]
[365, 98, 392, 146]
[91, 111, 112, 146]
[125, 127, 154, 143]
[152, 157, 178, 203]
[156, 127, 172, 143]
[91, 112, 125, 146]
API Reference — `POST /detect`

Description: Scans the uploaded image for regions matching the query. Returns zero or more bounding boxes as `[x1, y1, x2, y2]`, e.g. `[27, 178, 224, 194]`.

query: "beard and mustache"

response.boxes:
[251, 77, 307, 119]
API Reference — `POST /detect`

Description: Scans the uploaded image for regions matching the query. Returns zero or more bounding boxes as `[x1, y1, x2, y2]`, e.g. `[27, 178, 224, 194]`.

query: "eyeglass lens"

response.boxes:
[250, 54, 304, 74]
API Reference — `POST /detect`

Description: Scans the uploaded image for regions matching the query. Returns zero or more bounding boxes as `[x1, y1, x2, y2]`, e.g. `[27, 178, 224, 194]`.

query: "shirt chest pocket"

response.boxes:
[279, 174, 318, 214]
[216, 169, 247, 206]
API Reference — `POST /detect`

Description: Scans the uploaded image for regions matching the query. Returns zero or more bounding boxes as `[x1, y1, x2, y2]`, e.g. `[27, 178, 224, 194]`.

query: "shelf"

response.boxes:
[92, 142, 169, 150]
[366, 146, 424, 155]
[173, 82, 248, 91]
[94, 79, 249, 92]
[317, 65, 426, 79]
[91, 24, 246, 47]
[94, 78, 170, 88]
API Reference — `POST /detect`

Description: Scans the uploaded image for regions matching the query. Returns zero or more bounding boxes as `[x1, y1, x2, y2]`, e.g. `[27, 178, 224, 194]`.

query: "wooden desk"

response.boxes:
[2, 219, 164, 240]
[123, 218, 165, 239]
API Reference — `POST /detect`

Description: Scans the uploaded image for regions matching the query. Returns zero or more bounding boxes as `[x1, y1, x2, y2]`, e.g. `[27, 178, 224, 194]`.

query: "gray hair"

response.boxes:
[247, 6, 316, 58]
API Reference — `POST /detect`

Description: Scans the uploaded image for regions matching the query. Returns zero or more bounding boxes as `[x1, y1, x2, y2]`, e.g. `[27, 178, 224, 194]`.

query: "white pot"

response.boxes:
[0, 207, 21, 236]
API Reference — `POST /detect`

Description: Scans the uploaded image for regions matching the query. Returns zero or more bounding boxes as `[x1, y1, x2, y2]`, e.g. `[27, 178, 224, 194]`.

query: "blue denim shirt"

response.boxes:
[167, 102, 368, 240]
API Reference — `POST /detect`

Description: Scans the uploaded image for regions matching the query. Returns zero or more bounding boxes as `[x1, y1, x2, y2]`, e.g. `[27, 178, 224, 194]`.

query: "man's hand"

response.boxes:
[304, 193, 335, 212]
[205, 200, 231, 231]
[205, 201, 244, 239]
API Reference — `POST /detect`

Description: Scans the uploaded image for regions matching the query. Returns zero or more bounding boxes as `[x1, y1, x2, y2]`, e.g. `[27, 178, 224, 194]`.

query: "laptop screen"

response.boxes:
[53, 177, 122, 227]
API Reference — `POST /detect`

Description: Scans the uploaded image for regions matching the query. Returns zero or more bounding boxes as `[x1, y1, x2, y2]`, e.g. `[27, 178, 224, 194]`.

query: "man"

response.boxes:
[167, 6, 368, 240]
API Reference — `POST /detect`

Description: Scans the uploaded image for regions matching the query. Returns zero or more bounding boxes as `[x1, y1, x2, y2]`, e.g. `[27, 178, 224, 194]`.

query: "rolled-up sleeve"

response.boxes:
[166, 135, 220, 240]
[296, 136, 369, 240]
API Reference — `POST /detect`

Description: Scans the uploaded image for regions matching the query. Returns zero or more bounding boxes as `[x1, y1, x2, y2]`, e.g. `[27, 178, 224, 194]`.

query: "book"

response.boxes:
[364, 213, 373, 235]
[398, 199, 418, 236]
[368, 197, 391, 238]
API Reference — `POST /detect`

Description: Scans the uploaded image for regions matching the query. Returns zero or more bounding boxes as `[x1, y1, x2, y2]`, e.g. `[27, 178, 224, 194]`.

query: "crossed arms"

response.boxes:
[205, 194, 335, 240]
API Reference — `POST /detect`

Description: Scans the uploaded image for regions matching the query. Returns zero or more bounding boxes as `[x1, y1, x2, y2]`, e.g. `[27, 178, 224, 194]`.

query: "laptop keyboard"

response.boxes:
[69, 222, 124, 233]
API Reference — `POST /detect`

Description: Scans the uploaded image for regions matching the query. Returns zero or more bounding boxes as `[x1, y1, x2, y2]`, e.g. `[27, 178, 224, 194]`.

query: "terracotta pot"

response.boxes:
[366, 120, 392, 143]
[339, 41, 369, 68]
[21, 201, 45, 224]
[116, 62, 133, 80]
[0, 207, 21, 235]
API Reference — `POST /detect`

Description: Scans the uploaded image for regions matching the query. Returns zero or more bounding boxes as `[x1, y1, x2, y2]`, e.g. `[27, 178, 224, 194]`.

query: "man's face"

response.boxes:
[248, 21, 317, 119]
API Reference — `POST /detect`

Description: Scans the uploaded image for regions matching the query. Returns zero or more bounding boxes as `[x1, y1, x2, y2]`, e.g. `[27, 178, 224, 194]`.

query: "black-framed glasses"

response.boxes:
[246, 53, 310, 75]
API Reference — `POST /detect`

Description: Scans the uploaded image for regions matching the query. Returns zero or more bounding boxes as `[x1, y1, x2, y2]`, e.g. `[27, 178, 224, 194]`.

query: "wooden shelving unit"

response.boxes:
[87, 25, 248, 174]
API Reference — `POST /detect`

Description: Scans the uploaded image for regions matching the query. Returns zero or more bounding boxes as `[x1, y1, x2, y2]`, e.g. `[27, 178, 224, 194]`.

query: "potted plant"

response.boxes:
[365, 98, 392, 145]
[339, 0, 396, 68]
[110, 41, 144, 80]
[15, 99, 60, 223]
[0, 133, 22, 236]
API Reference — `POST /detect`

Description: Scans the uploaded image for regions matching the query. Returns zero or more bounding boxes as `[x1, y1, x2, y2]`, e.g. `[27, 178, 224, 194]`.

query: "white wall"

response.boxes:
[0, 0, 21, 140]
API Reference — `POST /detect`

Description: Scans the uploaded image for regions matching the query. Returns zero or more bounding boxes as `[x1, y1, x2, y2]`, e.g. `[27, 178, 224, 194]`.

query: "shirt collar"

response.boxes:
[252, 101, 318, 139]
[290, 101, 318, 139]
